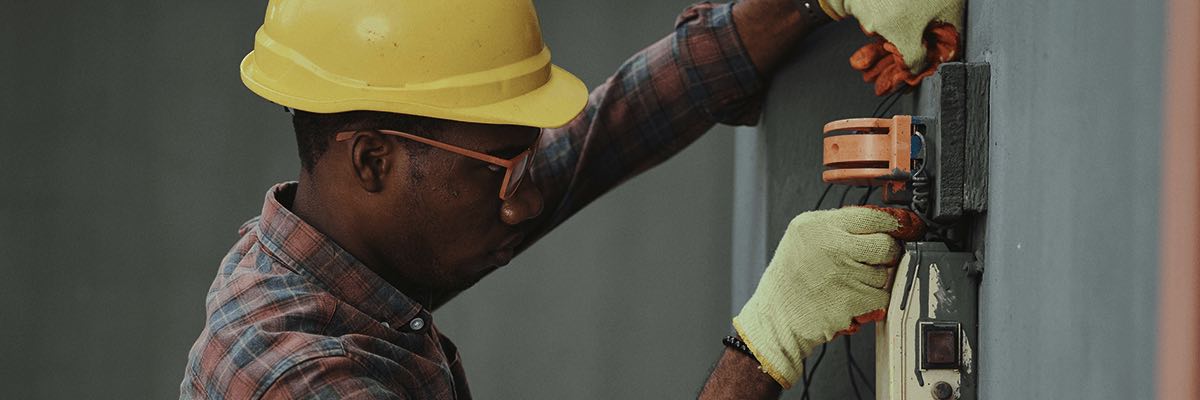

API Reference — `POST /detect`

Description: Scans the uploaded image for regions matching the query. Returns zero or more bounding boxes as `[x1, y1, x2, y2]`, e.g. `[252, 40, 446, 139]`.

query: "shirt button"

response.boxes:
[381, 321, 391, 329]
[409, 317, 425, 331]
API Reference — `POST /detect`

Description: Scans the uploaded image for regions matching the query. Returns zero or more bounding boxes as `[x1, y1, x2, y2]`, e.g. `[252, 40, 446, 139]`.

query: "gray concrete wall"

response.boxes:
[0, 1, 733, 398]
[742, 0, 1165, 398]
[964, 1, 1162, 398]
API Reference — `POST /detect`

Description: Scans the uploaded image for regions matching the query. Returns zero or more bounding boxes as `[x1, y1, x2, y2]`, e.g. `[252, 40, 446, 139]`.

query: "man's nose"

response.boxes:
[500, 179, 544, 225]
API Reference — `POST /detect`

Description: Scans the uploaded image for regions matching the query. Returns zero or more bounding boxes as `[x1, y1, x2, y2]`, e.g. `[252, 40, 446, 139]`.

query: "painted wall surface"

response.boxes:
[964, 0, 1162, 398]
[744, 0, 1164, 399]
[0, 1, 732, 398]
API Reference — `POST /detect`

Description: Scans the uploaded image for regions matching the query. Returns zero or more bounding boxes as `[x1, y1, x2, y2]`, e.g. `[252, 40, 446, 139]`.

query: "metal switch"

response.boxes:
[921, 322, 961, 370]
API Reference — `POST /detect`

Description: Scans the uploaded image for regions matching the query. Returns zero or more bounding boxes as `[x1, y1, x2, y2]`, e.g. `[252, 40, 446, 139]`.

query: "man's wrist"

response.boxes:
[793, 0, 836, 25]
[732, 0, 828, 76]
[699, 348, 784, 399]
[722, 335, 760, 363]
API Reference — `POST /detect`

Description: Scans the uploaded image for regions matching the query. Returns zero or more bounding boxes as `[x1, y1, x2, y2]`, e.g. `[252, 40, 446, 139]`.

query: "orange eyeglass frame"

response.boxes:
[334, 129, 539, 201]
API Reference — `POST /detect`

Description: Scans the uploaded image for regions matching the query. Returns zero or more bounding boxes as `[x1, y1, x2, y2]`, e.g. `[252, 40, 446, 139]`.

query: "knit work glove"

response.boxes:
[820, 0, 963, 95]
[821, 0, 963, 72]
[849, 24, 960, 95]
[733, 206, 924, 388]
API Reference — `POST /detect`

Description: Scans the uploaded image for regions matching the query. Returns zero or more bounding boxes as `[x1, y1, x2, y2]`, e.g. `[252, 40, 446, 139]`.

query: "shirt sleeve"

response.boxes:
[261, 356, 407, 400]
[525, 2, 765, 238]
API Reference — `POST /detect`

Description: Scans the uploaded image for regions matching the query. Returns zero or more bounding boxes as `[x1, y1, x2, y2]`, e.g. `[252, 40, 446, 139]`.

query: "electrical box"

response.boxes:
[820, 62, 990, 399]
[875, 242, 980, 400]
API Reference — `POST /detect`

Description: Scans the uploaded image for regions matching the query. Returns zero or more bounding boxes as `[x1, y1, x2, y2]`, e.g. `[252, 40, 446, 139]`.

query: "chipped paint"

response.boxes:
[928, 263, 942, 317]
[929, 263, 958, 318]
[962, 332, 975, 375]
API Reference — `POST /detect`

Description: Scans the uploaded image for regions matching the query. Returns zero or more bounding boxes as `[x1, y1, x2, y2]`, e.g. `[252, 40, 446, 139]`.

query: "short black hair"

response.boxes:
[291, 109, 445, 172]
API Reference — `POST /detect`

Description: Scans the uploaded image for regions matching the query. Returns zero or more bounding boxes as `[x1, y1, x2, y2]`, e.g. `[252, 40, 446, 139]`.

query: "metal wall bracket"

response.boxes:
[917, 62, 991, 223]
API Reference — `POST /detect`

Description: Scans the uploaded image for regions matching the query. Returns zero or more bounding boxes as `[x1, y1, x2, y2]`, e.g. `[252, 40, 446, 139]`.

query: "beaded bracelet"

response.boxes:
[722, 335, 759, 362]
[794, 0, 835, 25]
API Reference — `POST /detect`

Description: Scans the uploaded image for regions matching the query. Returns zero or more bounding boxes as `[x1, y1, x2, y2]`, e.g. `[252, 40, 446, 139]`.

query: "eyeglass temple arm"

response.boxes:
[335, 130, 516, 167]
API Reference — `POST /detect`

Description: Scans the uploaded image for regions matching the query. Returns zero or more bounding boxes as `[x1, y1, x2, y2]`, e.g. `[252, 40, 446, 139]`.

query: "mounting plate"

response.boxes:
[876, 242, 980, 400]
[916, 62, 990, 223]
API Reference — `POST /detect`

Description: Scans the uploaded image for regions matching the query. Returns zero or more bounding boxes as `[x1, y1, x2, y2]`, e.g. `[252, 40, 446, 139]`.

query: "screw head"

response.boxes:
[932, 381, 954, 400]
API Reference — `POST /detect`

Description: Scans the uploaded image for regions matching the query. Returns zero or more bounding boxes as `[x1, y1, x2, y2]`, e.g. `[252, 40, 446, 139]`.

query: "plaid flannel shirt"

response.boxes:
[181, 3, 764, 399]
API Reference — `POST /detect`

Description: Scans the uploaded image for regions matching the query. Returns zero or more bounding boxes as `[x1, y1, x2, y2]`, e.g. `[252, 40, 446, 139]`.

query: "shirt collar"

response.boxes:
[254, 182, 425, 327]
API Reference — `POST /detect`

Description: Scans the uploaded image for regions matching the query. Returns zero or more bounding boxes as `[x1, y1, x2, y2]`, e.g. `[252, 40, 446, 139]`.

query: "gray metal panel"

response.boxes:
[963, 0, 1163, 398]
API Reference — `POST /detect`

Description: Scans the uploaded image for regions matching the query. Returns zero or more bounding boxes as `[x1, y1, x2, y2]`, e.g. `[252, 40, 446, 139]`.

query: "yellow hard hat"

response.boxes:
[240, 0, 588, 128]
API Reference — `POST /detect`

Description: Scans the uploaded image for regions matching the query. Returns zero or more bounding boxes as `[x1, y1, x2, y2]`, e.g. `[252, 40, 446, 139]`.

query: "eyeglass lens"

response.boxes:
[502, 151, 531, 199]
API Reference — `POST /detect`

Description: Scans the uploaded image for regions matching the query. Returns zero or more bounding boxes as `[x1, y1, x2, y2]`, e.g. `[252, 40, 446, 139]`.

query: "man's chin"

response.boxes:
[437, 264, 500, 293]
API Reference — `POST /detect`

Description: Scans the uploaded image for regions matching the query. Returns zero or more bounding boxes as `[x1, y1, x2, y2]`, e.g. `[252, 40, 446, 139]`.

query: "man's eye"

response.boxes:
[486, 164, 504, 173]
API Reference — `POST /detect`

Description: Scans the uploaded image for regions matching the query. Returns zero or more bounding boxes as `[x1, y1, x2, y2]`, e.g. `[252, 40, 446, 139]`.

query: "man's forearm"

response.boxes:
[732, 0, 832, 76]
[698, 348, 783, 399]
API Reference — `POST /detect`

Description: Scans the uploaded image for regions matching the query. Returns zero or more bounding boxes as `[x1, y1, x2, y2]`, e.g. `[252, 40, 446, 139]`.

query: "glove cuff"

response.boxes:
[815, 0, 844, 20]
[732, 318, 796, 388]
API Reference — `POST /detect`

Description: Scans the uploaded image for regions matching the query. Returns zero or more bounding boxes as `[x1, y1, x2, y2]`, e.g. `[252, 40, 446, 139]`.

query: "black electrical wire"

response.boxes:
[812, 183, 834, 211]
[837, 185, 856, 208]
[845, 336, 863, 400]
[850, 349, 876, 393]
[800, 343, 828, 400]
[878, 89, 905, 117]
[858, 185, 877, 206]
[870, 85, 905, 117]
[872, 84, 910, 117]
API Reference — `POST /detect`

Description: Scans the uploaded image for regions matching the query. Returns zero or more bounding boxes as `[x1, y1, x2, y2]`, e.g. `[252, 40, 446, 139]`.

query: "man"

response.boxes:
[181, 0, 961, 398]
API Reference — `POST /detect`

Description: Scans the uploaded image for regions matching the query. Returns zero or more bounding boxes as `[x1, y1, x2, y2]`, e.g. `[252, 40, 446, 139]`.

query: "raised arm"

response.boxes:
[524, 1, 827, 244]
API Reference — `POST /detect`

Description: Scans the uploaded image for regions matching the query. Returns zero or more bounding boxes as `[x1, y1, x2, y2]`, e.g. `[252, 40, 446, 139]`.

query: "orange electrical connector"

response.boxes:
[822, 115, 918, 203]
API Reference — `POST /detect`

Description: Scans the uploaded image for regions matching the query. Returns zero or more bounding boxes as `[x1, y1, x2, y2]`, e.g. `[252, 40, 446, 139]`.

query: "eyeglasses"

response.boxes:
[335, 129, 539, 201]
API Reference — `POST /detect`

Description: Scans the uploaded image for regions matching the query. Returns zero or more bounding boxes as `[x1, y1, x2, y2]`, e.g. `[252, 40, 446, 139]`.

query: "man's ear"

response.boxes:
[346, 131, 399, 193]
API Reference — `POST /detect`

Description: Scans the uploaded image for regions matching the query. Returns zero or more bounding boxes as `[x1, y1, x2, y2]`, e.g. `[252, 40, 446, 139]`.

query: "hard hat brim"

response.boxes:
[241, 52, 589, 129]
[448, 64, 589, 129]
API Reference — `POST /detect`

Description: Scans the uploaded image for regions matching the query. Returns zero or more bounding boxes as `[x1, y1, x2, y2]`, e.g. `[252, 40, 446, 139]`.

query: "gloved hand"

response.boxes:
[733, 206, 924, 388]
[850, 24, 959, 96]
[819, 0, 964, 95]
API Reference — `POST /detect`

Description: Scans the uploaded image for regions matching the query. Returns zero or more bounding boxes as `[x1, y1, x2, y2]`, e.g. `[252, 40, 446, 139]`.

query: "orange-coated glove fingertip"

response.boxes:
[859, 205, 926, 241]
[873, 82, 889, 96]
[835, 324, 861, 336]
[834, 309, 888, 336]
[904, 67, 936, 86]
[868, 61, 897, 94]
[862, 60, 890, 83]
[874, 73, 900, 96]
[855, 308, 888, 324]
[850, 42, 888, 71]
[928, 23, 960, 48]
[849, 54, 872, 72]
